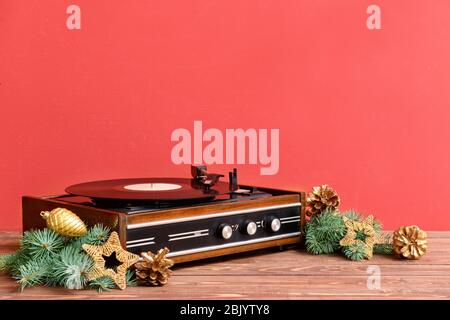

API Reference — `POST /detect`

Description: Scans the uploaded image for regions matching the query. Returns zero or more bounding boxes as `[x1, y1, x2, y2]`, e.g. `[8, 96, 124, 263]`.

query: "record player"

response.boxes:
[22, 166, 305, 263]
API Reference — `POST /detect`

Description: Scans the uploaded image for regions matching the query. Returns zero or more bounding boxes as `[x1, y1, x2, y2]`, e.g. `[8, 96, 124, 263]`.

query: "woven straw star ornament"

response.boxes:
[340, 215, 379, 259]
[82, 231, 140, 289]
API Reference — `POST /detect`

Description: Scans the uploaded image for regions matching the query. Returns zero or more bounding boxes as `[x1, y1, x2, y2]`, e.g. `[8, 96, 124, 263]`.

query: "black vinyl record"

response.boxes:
[65, 178, 230, 202]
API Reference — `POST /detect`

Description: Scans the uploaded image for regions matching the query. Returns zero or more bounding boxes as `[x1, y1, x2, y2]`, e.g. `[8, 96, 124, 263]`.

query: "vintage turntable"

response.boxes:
[22, 166, 305, 263]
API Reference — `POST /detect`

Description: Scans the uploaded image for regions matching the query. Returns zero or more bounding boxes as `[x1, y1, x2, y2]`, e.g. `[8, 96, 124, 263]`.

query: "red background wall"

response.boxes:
[0, 0, 449, 231]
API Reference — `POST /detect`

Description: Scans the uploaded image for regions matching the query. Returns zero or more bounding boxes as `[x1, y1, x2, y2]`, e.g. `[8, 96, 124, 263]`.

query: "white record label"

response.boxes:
[123, 183, 182, 191]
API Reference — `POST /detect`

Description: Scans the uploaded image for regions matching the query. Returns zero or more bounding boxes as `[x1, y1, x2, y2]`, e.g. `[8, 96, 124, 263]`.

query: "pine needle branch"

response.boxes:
[88, 276, 116, 292]
[373, 243, 393, 255]
[342, 242, 366, 261]
[21, 229, 65, 260]
[305, 208, 345, 255]
[374, 232, 393, 255]
[51, 246, 93, 289]
[126, 270, 137, 287]
[0, 252, 19, 272]
[71, 224, 111, 250]
[14, 259, 50, 291]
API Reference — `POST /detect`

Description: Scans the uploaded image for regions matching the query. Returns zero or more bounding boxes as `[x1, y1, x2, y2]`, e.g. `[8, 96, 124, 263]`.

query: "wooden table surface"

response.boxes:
[1, 231, 449, 300]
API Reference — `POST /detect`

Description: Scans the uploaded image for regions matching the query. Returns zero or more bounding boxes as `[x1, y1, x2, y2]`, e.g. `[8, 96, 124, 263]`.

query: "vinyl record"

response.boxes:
[65, 178, 230, 202]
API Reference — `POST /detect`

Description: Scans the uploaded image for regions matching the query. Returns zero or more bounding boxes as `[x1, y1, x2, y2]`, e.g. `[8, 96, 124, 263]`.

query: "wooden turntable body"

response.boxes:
[23, 181, 305, 263]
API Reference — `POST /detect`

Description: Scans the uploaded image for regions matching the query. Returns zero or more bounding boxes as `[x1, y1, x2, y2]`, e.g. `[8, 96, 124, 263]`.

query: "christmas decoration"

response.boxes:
[304, 207, 389, 261]
[306, 185, 340, 217]
[341, 241, 367, 261]
[89, 270, 137, 292]
[303, 191, 428, 262]
[305, 208, 345, 254]
[51, 246, 93, 289]
[135, 248, 174, 286]
[21, 229, 65, 260]
[72, 223, 111, 247]
[40, 208, 87, 237]
[340, 215, 378, 259]
[303, 185, 427, 262]
[82, 231, 140, 290]
[343, 209, 382, 233]
[0, 182, 429, 293]
[393, 225, 428, 259]
[373, 233, 394, 255]
[0, 224, 137, 291]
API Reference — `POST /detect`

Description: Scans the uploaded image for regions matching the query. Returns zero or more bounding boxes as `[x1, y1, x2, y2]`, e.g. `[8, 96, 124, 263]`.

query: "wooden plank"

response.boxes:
[0, 231, 449, 300]
[1, 275, 449, 300]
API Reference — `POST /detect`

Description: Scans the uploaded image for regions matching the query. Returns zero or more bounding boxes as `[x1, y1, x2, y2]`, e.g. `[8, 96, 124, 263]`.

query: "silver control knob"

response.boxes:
[243, 221, 257, 236]
[267, 217, 281, 232]
[218, 224, 233, 239]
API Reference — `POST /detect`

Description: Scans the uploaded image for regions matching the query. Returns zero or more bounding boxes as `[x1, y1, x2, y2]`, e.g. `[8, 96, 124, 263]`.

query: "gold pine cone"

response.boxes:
[393, 225, 427, 259]
[40, 207, 87, 237]
[306, 185, 340, 217]
[134, 248, 174, 286]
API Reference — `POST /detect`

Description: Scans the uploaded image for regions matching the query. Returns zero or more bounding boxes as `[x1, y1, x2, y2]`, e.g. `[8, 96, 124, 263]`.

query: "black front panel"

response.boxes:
[126, 204, 301, 256]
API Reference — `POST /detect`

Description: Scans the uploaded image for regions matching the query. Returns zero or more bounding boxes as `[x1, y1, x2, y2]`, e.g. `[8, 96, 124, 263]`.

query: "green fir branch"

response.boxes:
[14, 259, 51, 291]
[51, 246, 93, 290]
[21, 229, 65, 260]
[343, 209, 361, 221]
[4, 225, 117, 291]
[88, 276, 116, 292]
[305, 208, 345, 255]
[126, 269, 137, 287]
[342, 242, 366, 261]
[373, 243, 393, 255]
[9, 250, 34, 278]
[0, 252, 19, 272]
[71, 224, 111, 250]
[374, 232, 393, 255]
[83, 223, 111, 245]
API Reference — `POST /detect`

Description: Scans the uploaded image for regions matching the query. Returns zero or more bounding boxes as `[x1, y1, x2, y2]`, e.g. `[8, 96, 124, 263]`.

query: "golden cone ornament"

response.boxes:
[393, 225, 428, 259]
[134, 248, 174, 286]
[40, 207, 87, 237]
[306, 185, 340, 217]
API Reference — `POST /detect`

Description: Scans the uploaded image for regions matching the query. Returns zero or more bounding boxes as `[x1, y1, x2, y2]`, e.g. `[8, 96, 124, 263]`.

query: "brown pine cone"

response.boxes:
[134, 248, 174, 286]
[306, 185, 340, 217]
[393, 226, 427, 259]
